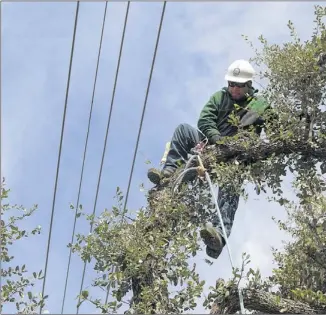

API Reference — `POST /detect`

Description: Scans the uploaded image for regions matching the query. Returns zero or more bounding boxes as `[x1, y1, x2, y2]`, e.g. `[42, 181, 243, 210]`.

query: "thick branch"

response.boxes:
[210, 288, 326, 314]
[202, 138, 326, 167]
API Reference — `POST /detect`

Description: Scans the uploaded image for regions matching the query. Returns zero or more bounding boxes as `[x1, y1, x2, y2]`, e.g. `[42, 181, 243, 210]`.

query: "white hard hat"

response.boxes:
[224, 59, 255, 83]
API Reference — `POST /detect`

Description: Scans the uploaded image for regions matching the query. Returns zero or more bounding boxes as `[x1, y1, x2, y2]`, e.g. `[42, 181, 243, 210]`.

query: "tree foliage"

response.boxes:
[208, 181, 326, 314]
[1, 178, 48, 314]
[2, 5, 326, 315]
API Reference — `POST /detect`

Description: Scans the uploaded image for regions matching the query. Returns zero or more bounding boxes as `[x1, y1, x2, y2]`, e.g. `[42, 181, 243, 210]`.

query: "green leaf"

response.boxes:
[81, 290, 89, 299]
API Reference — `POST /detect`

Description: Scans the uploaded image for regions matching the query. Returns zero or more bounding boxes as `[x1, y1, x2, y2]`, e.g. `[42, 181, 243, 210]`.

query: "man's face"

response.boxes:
[228, 81, 249, 100]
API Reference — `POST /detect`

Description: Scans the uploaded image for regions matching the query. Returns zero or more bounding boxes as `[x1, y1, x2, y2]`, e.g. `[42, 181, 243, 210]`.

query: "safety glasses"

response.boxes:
[228, 81, 247, 88]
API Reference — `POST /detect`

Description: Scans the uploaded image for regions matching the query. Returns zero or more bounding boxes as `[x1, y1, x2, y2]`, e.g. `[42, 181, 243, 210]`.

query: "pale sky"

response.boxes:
[2, 1, 318, 314]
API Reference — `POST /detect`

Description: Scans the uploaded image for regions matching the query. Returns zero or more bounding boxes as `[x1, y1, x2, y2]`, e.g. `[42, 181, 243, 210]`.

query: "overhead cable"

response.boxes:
[76, 2, 130, 313]
[61, 2, 108, 313]
[40, 2, 80, 314]
[122, 1, 166, 212]
[104, 2, 166, 307]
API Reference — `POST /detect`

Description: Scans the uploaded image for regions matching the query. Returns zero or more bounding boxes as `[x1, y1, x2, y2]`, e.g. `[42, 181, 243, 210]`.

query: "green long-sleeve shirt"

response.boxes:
[197, 87, 270, 142]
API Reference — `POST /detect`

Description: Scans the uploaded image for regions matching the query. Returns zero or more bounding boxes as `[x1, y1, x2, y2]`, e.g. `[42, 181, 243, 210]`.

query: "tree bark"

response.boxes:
[210, 288, 326, 314]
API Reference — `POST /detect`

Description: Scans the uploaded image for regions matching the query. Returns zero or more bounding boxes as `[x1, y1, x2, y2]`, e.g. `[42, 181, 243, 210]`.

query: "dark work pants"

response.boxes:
[164, 123, 240, 239]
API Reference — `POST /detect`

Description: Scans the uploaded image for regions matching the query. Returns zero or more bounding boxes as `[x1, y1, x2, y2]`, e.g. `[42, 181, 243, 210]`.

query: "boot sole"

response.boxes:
[200, 227, 224, 259]
[200, 228, 222, 250]
[206, 246, 221, 259]
[147, 170, 161, 185]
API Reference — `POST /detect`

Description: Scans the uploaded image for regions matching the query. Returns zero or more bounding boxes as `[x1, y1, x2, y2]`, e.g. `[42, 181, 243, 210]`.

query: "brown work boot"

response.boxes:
[161, 167, 176, 178]
[147, 168, 161, 185]
[147, 167, 176, 185]
[200, 223, 224, 259]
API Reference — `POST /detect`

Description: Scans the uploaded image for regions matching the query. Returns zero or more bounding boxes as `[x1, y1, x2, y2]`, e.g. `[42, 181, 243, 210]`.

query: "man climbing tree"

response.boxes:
[147, 59, 270, 260]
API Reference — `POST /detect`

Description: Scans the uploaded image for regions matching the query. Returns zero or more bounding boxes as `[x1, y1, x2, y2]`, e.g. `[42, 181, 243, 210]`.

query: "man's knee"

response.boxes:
[174, 123, 199, 142]
[174, 123, 193, 133]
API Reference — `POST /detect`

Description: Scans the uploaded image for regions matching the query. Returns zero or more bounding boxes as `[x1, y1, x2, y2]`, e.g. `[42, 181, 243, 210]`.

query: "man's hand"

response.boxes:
[209, 135, 222, 144]
[239, 110, 260, 128]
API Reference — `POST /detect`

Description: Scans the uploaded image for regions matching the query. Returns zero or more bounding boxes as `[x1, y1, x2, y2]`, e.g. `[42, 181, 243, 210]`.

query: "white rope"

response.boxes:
[172, 152, 245, 314]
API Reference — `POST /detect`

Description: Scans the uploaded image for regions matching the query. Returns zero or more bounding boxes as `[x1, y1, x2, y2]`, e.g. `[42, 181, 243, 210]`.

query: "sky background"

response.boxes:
[1, 1, 320, 314]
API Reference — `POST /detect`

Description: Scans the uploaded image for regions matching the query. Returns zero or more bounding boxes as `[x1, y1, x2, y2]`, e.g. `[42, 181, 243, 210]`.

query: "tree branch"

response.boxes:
[202, 138, 326, 167]
[210, 288, 326, 314]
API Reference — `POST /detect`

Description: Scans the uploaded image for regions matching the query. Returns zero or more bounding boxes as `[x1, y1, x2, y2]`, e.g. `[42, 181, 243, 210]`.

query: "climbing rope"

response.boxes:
[172, 143, 246, 314]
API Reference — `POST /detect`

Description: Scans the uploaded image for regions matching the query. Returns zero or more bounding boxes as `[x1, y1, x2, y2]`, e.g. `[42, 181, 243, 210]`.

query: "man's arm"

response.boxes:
[240, 96, 272, 133]
[197, 91, 224, 144]
[253, 105, 279, 138]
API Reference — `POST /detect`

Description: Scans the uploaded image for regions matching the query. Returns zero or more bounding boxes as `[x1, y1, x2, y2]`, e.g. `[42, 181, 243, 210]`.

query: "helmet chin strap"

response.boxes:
[233, 95, 246, 101]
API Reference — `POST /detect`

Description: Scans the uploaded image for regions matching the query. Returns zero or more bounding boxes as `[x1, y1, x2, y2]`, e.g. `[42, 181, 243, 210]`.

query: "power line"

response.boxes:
[40, 2, 80, 314]
[60, 2, 108, 313]
[76, 2, 130, 313]
[104, 1, 167, 306]
[122, 1, 166, 212]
